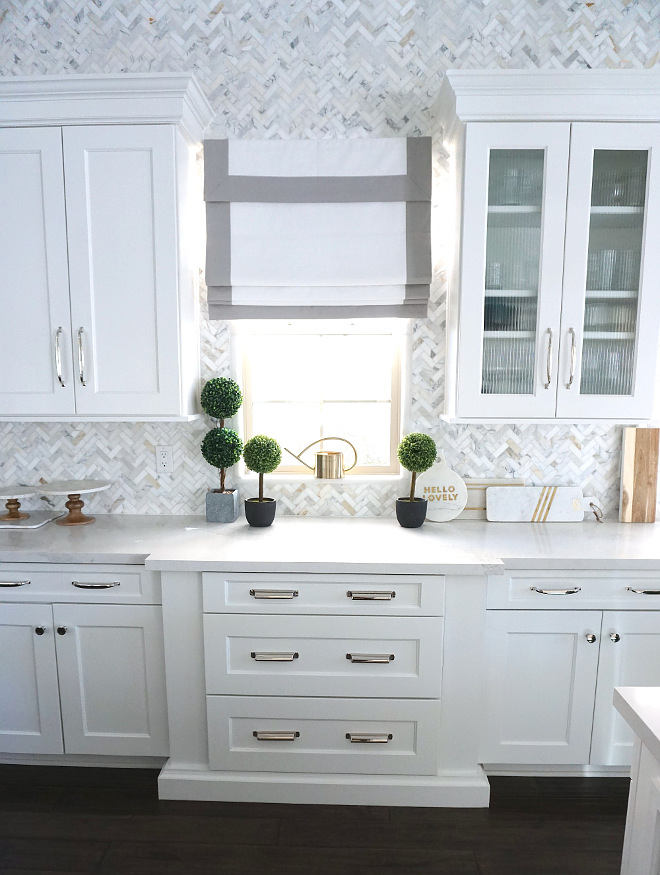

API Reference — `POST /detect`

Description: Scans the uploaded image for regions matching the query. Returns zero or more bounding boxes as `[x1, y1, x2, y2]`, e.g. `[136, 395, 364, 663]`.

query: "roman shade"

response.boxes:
[204, 137, 432, 319]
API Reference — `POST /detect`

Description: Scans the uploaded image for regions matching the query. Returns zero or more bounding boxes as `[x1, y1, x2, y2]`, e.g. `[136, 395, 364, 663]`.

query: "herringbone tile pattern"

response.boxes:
[0, 0, 655, 518]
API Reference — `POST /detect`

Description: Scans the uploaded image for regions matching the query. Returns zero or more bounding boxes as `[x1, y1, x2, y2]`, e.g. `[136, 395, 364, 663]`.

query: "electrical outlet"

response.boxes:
[156, 446, 174, 473]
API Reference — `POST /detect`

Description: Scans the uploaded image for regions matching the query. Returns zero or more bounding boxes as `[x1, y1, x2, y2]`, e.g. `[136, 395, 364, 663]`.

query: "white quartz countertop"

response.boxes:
[614, 687, 660, 763]
[0, 514, 659, 572]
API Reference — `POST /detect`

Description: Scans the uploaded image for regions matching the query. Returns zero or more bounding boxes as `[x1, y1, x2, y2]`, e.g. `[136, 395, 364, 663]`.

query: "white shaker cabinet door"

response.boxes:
[480, 610, 601, 764]
[62, 125, 183, 416]
[0, 604, 64, 754]
[591, 611, 660, 767]
[0, 128, 75, 414]
[53, 603, 169, 757]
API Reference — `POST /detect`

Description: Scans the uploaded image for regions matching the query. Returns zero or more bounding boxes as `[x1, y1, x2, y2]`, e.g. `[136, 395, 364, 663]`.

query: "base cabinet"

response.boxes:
[0, 566, 169, 758]
[482, 573, 660, 767]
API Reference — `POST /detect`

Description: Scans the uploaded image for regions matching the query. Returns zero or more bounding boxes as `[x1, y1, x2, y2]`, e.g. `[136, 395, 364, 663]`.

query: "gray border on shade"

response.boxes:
[203, 137, 432, 203]
[203, 139, 228, 201]
[205, 203, 231, 286]
[406, 202, 433, 289]
[206, 285, 430, 320]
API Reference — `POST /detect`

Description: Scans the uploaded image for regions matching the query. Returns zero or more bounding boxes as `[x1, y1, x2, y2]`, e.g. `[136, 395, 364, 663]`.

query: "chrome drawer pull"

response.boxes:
[253, 731, 300, 741]
[72, 581, 120, 589]
[530, 587, 581, 595]
[0, 580, 30, 587]
[346, 590, 396, 601]
[346, 733, 393, 744]
[346, 653, 395, 664]
[626, 587, 660, 595]
[251, 651, 299, 662]
[249, 589, 299, 599]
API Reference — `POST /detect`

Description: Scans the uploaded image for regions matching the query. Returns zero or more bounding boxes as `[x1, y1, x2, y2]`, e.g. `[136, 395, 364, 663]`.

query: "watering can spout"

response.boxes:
[283, 437, 357, 479]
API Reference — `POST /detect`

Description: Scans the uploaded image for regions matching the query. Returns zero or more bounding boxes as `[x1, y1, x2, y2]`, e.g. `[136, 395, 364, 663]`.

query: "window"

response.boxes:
[233, 319, 407, 475]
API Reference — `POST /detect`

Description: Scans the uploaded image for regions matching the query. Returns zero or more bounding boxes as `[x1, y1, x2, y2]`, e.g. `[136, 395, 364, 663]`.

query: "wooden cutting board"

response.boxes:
[486, 486, 595, 522]
[619, 427, 659, 523]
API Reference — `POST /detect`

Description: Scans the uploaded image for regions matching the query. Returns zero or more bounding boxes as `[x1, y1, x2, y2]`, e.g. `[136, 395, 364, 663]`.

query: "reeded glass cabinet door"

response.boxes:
[558, 124, 660, 419]
[457, 123, 570, 419]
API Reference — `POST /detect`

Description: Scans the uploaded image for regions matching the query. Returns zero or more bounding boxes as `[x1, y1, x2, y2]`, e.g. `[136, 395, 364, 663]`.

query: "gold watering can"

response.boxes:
[284, 437, 358, 479]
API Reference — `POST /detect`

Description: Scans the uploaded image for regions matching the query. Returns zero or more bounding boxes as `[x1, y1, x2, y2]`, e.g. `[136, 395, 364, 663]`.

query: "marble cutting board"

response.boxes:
[486, 486, 596, 522]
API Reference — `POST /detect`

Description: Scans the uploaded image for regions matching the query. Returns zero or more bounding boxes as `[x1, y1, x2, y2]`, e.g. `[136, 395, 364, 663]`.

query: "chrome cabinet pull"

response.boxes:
[346, 591, 396, 601]
[72, 581, 120, 589]
[346, 733, 393, 744]
[0, 580, 30, 587]
[544, 328, 553, 389]
[77, 327, 86, 386]
[530, 587, 581, 595]
[346, 653, 395, 664]
[626, 587, 660, 595]
[610, 633, 621, 643]
[253, 731, 300, 741]
[251, 651, 299, 662]
[585, 633, 597, 643]
[566, 327, 576, 389]
[55, 327, 65, 388]
[249, 589, 298, 599]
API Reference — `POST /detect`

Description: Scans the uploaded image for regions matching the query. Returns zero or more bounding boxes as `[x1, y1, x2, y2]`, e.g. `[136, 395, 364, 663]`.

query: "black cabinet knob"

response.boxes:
[56, 626, 67, 636]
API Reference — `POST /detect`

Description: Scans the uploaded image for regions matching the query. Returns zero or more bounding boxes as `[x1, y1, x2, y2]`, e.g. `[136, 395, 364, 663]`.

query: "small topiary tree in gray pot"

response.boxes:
[242, 434, 282, 527]
[200, 377, 243, 522]
[396, 433, 437, 528]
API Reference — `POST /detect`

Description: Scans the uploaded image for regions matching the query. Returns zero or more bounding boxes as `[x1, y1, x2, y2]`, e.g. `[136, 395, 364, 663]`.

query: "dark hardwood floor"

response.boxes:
[0, 765, 629, 874]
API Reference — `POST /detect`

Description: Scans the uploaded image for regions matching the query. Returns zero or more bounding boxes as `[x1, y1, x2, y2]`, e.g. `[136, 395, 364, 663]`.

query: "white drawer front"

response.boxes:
[488, 572, 660, 610]
[0, 565, 160, 604]
[207, 695, 441, 775]
[202, 572, 444, 616]
[203, 615, 442, 699]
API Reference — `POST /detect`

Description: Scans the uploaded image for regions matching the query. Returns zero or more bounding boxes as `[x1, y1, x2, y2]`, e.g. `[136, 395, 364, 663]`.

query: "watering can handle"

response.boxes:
[283, 437, 358, 472]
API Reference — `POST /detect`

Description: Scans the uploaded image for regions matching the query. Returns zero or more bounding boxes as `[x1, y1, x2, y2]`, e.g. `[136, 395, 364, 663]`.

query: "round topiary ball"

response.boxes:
[200, 377, 243, 421]
[397, 433, 437, 474]
[201, 427, 243, 470]
[243, 435, 282, 474]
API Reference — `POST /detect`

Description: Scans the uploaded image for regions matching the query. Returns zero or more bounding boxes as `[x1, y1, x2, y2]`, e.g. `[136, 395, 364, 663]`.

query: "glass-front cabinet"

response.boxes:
[454, 120, 660, 420]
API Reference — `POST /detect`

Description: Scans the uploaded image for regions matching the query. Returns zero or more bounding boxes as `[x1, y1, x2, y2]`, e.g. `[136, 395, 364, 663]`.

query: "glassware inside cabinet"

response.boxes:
[579, 150, 647, 396]
[482, 149, 545, 395]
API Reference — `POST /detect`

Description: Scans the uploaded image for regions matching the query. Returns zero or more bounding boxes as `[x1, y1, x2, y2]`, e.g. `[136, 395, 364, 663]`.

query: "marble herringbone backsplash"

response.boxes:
[1, 0, 656, 518]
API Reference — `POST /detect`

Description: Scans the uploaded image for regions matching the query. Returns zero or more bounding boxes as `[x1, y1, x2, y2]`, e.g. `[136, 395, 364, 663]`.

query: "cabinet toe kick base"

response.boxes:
[157, 763, 491, 808]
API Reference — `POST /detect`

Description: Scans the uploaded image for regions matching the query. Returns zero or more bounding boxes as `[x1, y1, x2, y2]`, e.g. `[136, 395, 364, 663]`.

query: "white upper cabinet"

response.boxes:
[0, 127, 75, 416]
[438, 71, 660, 422]
[0, 75, 213, 420]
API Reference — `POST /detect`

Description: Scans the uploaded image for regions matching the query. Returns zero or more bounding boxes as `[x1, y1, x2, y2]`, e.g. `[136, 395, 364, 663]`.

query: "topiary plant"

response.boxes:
[200, 377, 243, 423]
[243, 435, 282, 501]
[200, 377, 244, 494]
[397, 433, 437, 502]
[201, 427, 243, 492]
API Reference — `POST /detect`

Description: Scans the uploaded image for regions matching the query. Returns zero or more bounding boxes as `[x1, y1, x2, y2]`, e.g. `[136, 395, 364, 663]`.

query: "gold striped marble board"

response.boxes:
[486, 486, 596, 522]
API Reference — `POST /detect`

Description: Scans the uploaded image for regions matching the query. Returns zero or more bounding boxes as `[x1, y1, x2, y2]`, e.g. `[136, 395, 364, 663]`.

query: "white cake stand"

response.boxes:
[40, 480, 111, 526]
[0, 486, 36, 521]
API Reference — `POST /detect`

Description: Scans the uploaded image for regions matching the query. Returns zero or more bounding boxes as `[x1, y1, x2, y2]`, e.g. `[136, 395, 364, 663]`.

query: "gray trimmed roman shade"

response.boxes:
[204, 137, 431, 319]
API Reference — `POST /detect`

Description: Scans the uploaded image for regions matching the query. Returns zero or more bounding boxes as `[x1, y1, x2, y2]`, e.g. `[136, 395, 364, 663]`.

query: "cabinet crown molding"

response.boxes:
[437, 70, 660, 130]
[0, 73, 214, 142]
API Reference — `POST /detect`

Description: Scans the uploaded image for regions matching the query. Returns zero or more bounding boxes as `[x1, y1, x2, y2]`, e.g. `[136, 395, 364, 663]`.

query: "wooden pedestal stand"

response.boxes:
[0, 487, 36, 521]
[39, 480, 111, 527]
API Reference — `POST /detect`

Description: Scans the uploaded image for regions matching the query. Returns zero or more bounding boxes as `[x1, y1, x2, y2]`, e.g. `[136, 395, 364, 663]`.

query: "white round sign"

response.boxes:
[416, 458, 468, 522]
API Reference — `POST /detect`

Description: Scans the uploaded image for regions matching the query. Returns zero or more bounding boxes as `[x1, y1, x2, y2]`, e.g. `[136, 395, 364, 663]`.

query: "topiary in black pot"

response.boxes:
[242, 434, 282, 527]
[396, 433, 437, 528]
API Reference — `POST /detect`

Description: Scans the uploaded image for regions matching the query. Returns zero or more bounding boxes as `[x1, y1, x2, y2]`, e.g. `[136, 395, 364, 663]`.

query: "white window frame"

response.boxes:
[231, 318, 411, 477]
